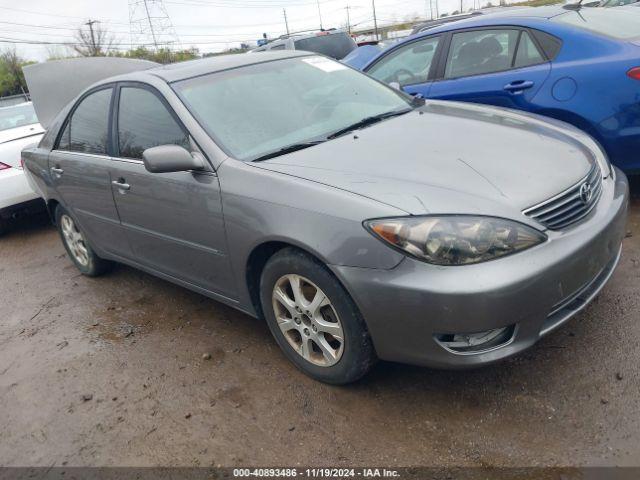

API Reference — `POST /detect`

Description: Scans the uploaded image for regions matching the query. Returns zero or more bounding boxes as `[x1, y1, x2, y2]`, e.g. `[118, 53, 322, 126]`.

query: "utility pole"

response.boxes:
[142, 0, 159, 49]
[460, 0, 464, 12]
[283, 8, 290, 35]
[317, 0, 324, 30]
[372, 0, 379, 41]
[344, 5, 351, 34]
[85, 19, 99, 55]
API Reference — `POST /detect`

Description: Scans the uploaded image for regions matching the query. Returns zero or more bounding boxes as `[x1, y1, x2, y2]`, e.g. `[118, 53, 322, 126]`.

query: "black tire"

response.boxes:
[259, 248, 377, 385]
[55, 205, 112, 277]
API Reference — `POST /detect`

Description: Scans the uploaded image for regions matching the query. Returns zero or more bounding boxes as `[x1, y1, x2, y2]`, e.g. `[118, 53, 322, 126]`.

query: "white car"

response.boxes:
[0, 102, 45, 235]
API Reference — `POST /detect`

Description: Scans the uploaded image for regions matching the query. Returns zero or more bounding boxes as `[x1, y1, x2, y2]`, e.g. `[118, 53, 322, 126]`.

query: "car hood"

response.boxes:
[254, 101, 597, 219]
[341, 45, 383, 70]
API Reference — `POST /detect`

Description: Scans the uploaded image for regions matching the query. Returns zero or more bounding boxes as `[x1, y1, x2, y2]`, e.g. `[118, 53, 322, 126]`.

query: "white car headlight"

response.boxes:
[365, 216, 547, 266]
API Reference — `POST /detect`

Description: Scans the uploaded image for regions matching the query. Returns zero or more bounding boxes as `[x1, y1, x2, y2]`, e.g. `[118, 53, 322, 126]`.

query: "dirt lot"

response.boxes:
[1, 179, 639, 468]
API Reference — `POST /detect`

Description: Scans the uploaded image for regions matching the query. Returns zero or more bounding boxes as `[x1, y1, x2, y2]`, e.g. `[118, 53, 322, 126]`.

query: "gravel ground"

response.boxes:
[0, 178, 638, 468]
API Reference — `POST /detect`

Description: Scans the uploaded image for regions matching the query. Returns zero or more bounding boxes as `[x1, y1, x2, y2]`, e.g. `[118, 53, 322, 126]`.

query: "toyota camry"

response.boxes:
[22, 53, 628, 384]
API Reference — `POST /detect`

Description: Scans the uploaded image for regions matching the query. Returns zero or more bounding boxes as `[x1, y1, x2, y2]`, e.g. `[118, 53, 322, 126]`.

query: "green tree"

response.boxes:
[0, 48, 34, 98]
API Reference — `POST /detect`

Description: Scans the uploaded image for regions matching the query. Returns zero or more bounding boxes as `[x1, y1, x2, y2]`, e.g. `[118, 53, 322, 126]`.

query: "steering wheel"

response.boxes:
[391, 68, 417, 86]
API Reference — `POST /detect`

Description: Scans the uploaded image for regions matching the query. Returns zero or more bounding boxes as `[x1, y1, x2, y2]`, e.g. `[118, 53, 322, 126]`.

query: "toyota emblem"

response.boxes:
[579, 182, 593, 205]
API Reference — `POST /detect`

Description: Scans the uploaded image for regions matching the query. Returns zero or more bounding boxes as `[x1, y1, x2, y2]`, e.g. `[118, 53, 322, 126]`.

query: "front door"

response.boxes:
[48, 85, 132, 257]
[365, 35, 442, 98]
[109, 84, 236, 299]
[428, 28, 551, 110]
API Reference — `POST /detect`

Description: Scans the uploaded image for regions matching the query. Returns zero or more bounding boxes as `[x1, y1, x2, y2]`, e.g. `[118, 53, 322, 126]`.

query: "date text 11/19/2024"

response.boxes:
[232, 468, 400, 478]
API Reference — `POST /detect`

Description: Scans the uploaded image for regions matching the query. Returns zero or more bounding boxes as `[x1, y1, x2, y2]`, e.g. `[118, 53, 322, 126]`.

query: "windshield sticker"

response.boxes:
[302, 57, 347, 72]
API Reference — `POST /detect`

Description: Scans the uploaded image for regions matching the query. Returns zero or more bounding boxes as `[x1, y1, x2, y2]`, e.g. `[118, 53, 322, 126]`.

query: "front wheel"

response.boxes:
[55, 206, 112, 276]
[259, 248, 376, 384]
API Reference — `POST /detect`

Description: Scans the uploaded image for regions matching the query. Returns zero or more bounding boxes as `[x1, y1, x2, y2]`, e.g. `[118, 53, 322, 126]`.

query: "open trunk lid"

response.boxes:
[23, 57, 159, 129]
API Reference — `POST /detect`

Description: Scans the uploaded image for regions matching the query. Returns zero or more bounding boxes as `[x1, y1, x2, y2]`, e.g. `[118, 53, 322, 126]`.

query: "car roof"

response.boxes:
[410, 6, 569, 36]
[144, 50, 312, 83]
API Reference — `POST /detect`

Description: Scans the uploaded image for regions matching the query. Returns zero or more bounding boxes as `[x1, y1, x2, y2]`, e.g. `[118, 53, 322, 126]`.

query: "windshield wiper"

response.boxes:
[252, 140, 326, 162]
[326, 108, 413, 140]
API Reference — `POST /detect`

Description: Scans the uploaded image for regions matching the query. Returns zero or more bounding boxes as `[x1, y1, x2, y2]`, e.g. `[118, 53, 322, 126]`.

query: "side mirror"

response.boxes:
[142, 145, 205, 174]
[389, 81, 402, 91]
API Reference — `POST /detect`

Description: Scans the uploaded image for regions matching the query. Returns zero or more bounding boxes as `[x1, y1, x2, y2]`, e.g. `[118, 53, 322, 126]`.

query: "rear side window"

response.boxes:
[445, 29, 520, 79]
[117, 87, 189, 159]
[514, 31, 545, 68]
[367, 36, 440, 87]
[58, 88, 112, 154]
[531, 30, 562, 60]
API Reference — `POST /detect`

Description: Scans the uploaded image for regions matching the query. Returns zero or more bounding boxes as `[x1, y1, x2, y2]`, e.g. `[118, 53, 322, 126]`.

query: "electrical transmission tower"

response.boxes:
[128, 0, 181, 51]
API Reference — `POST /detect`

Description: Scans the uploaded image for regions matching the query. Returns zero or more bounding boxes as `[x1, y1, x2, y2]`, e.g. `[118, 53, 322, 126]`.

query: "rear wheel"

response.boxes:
[260, 248, 376, 384]
[55, 205, 111, 276]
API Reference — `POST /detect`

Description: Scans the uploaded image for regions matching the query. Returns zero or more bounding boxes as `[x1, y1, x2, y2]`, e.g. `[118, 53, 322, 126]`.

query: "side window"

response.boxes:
[445, 29, 520, 79]
[117, 87, 190, 159]
[514, 31, 546, 67]
[58, 88, 112, 154]
[367, 36, 440, 87]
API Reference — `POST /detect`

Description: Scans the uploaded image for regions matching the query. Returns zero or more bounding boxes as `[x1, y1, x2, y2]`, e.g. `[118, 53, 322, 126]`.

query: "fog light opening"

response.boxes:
[435, 325, 515, 354]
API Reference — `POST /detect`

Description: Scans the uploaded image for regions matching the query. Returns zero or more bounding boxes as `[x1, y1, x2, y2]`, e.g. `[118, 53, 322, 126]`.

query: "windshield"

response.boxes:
[0, 103, 39, 132]
[553, 9, 640, 39]
[294, 33, 357, 60]
[173, 56, 411, 161]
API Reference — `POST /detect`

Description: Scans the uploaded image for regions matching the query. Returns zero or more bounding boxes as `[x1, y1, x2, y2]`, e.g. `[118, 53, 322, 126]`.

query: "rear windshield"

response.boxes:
[294, 33, 357, 60]
[553, 9, 640, 39]
[0, 103, 39, 132]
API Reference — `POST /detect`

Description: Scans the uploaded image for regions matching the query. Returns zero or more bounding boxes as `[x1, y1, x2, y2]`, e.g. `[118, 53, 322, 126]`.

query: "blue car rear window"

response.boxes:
[553, 9, 640, 39]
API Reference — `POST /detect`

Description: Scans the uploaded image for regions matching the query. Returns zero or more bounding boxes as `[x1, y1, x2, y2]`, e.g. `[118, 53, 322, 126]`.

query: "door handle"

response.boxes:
[51, 167, 64, 175]
[112, 180, 130, 191]
[504, 80, 535, 93]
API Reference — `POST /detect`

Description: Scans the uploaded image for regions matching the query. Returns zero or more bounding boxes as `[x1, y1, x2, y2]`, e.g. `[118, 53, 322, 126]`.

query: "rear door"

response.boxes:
[108, 83, 236, 299]
[48, 85, 132, 257]
[428, 28, 551, 109]
[364, 35, 442, 97]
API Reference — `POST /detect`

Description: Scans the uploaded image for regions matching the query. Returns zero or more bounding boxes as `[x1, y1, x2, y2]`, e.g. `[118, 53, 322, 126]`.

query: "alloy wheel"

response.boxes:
[271, 274, 344, 367]
[60, 214, 90, 267]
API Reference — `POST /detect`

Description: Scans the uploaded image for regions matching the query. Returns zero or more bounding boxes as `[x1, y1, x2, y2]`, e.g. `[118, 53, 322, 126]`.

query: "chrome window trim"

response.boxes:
[52, 149, 143, 164]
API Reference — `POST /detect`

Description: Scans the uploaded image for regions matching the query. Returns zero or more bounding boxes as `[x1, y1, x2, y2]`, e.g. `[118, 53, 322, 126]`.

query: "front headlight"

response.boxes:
[365, 215, 547, 266]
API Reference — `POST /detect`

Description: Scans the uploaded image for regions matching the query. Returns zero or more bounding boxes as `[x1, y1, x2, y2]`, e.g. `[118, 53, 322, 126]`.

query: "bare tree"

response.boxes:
[73, 21, 117, 57]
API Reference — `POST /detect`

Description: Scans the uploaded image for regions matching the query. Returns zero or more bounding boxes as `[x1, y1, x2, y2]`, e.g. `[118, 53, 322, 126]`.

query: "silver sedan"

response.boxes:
[23, 52, 628, 384]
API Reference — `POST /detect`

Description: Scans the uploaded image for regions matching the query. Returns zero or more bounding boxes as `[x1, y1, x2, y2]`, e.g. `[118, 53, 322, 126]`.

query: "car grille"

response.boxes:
[523, 164, 602, 230]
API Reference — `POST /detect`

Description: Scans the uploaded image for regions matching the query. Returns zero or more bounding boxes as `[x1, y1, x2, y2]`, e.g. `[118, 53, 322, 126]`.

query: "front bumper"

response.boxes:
[332, 168, 629, 369]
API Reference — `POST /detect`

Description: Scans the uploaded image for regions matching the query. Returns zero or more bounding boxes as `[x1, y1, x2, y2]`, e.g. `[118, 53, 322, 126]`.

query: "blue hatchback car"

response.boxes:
[345, 7, 640, 173]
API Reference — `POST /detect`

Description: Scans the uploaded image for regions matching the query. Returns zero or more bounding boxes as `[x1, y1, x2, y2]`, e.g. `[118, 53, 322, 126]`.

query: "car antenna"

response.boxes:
[563, 0, 584, 10]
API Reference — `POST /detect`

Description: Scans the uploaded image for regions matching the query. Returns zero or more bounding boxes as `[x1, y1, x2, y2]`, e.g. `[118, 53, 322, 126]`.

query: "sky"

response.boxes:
[0, 0, 482, 61]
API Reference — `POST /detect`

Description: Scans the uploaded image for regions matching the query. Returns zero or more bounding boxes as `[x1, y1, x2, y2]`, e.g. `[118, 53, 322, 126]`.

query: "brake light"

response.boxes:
[0, 162, 11, 170]
[627, 67, 640, 80]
